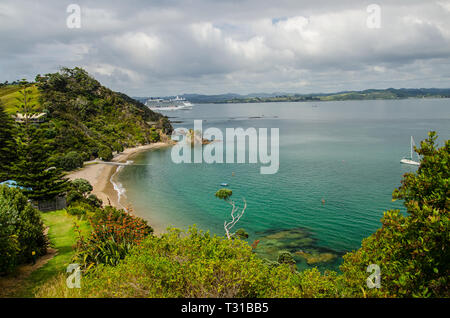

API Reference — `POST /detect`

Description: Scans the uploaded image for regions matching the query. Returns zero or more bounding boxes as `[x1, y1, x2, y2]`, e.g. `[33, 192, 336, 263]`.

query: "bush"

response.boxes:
[66, 206, 86, 218]
[71, 179, 93, 197]
[149, 128, 160, 142]
[49, 227, 308, 298]
[98, 147, 113, 161]
[66, 190, 83, 205]
[0, 185, 47, 274]
[87, 194, 102, 208]
[340, 132, 449, 297]
[73, 208, 153, 268]
[57, 151, 84, 171]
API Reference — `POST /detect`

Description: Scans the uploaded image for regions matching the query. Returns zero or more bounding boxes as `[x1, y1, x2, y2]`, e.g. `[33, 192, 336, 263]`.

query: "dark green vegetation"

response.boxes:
[0, 101, 16, 180]
[0, 185, 47, 274]
[340, 132, 449, 297]
[0, 67, 173, 200]
[0, 67, 172, 279]
[36, 132, 449, 298]
[35, 68, 172, 163]
[157, 88, 450, 104]
[0, 67, 172, 179]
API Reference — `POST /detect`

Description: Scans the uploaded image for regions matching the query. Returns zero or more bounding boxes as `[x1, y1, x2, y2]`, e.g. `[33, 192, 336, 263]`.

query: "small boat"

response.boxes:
[400, 136, 420, 166]
[220, 183, 229, 187]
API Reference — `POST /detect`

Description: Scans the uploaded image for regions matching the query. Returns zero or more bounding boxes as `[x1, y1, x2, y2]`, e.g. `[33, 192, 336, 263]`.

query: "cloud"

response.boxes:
[0, 0, 449, 95]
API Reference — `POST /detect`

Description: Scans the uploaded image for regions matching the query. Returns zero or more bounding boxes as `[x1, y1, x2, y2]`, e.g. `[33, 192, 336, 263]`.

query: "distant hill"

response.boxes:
[135, 88, 450, 104]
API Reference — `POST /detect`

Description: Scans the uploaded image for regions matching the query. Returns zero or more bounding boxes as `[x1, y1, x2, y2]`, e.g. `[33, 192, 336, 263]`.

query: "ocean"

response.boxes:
[116, 98, 450, 271]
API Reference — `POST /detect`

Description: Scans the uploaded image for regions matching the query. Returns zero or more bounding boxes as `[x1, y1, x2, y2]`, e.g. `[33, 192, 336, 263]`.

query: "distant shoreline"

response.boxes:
[66, 142, 172, 226]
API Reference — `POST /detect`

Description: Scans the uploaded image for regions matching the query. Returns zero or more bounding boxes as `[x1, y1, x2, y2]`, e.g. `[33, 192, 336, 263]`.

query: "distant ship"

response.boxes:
[145, 96, 193, 111]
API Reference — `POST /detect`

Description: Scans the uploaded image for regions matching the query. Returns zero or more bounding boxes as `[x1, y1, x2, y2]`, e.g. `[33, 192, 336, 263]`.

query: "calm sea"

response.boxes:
[117, 99, 450, 271]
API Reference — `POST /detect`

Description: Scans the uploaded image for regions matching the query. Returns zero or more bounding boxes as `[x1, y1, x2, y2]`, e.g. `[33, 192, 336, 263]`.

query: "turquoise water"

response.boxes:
[118, 99, 450, 271]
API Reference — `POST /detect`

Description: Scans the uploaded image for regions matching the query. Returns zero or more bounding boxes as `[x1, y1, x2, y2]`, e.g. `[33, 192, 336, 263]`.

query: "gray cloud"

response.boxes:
[1, 0, 450, 96]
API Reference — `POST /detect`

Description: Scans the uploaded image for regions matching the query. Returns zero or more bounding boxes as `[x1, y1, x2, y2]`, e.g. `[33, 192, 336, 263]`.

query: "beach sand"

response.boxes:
[66, 142, 171, 212]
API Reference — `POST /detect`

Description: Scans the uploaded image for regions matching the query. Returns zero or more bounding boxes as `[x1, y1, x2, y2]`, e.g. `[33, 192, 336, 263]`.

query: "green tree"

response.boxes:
[71, 178, 93, 197]
[340, 132, 449, 297]
[98, 146, 113, 161]
[215, 188, 247, 240]
[0, 101, 16, 181]
[0, 185, 47, 274]
[12, 127, 69, 201]
[56, 151, 84, 171]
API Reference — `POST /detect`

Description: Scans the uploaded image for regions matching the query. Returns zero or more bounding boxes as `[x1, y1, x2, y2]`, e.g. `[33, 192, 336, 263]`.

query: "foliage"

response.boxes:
[13, 209, 90, 298]
[66, 206, 86, 218]
[278, 251, 296, 265]
[87, 194, 102, 208]
[149, 128, 160, 142]
[55, 151, 84, 171]
[70, 179, 93, 197]
[215, 188, 232, 200]
[297, 268, 339, 298]
[32, 67, 172, 162]
[234, 228, 249, 239]
[0, 101, 16, 181]
[12, 124, 69, 201]
[73, 207, 153, 268]
[0, 185, 47, 274]
[98, 146, 113, 161]
[340, 132, 449, 297]
[43, 227, 299, 297]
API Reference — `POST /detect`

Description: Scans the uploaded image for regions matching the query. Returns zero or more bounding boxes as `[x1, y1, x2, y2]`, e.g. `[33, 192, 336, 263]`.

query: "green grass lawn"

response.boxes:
[15, 210, 90, 297]
[0, 85, 41, 114]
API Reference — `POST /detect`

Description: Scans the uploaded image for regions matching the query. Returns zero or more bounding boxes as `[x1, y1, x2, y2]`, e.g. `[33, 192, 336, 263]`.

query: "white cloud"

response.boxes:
[0, 0, 449, 95]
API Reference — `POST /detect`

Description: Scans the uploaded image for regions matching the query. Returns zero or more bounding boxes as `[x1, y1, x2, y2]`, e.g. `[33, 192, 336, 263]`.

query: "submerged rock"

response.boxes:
[254, 227, 340, 267]
[295, 251, 337, 264]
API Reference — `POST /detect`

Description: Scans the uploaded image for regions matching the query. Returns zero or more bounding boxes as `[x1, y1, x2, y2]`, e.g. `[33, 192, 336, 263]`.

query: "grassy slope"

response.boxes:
[15, 210, 90, 297]
[0, 85, 41, 114]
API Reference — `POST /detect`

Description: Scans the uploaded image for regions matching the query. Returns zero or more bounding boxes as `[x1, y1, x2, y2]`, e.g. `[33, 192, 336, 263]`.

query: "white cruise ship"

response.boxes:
[145, 96, 193, 111]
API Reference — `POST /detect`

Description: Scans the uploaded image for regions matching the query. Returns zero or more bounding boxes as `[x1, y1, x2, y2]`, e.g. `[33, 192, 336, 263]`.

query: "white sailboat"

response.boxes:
[400, 136, 420, 166]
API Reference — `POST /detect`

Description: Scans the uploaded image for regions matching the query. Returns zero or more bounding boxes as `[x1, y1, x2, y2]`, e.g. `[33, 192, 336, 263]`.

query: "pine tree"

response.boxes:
[0, 101, 16, 181]
[11, 82, 69, 201]
[13, 125, 69, 201]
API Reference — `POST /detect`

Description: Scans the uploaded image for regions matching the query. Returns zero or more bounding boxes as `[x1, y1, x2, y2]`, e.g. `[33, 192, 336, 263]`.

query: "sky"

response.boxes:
[1, 0, 450, 96]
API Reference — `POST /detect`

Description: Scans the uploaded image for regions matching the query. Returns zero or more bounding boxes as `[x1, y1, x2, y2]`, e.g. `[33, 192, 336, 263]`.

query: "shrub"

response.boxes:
[66, 206, 86, 218]
[0, 185, 47, 274]
[149, 128, 160, 142]
[73, 209, 153, 268]
[234, 228, 249, 239]
[57, 151, 84, 171]
[43, 227, 308, 298]
[66, 190, 83, 205]
[340, 132, 449, 297]
[87, 194, 102, 208]
[98, 147, 113, 161]
[278, 251, 296, 265]
[71, 179, 93, 197]
[112, 142, 124, 153]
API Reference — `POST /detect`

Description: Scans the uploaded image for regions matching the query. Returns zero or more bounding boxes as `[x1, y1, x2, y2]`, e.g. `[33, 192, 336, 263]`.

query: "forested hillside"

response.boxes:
[0, 67, 172, 167]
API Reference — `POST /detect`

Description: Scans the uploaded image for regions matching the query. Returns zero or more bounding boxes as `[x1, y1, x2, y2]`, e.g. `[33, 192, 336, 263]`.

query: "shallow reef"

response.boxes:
[253, 227, 342, 271]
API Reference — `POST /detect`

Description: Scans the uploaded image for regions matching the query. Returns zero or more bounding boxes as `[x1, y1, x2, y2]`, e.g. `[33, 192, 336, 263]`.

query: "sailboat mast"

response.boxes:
[410, 136, 413, 159]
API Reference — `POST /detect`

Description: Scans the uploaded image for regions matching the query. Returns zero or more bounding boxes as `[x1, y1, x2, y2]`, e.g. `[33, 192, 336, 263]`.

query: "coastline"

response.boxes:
[66, 142, 172, 215]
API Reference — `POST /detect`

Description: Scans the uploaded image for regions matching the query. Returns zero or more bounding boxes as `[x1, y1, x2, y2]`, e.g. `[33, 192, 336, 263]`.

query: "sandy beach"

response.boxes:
[66, 142, 172, 211]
